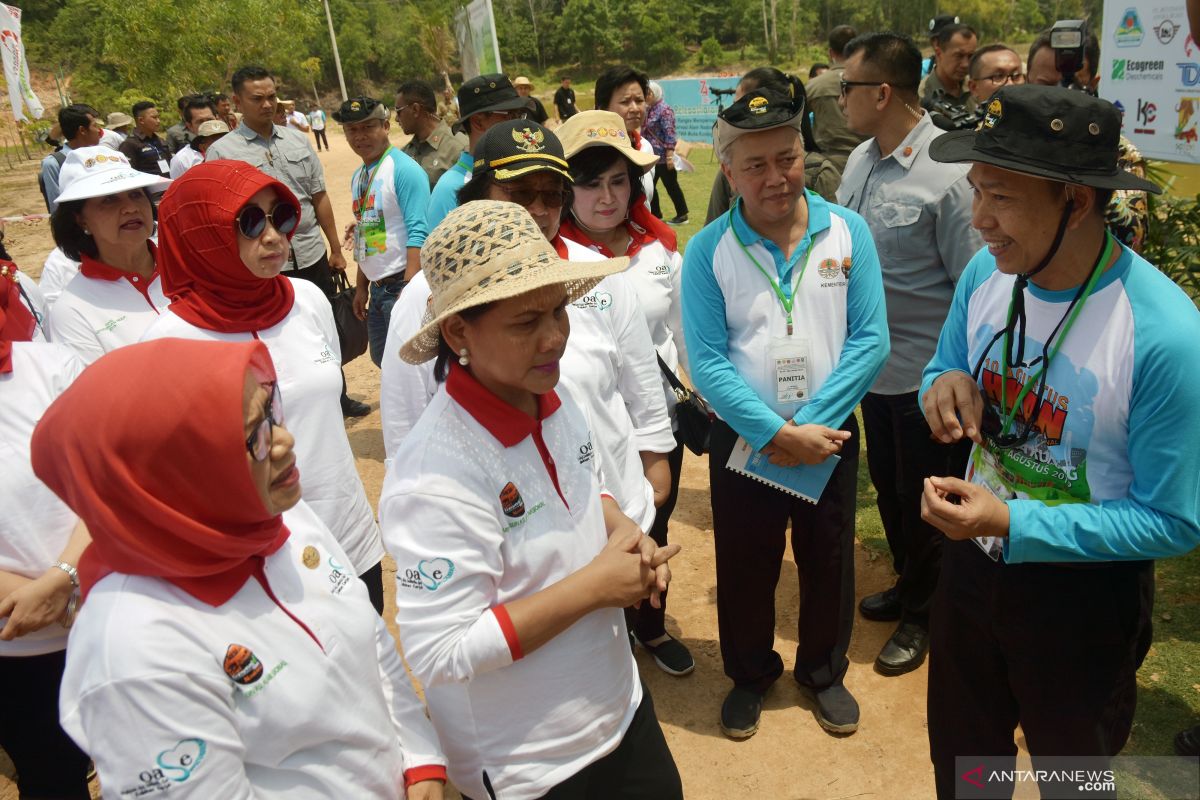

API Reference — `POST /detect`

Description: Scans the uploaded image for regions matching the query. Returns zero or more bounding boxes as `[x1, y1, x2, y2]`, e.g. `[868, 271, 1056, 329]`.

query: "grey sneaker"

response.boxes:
[638, 634, 695, 676]
[720, 685, 764, 739]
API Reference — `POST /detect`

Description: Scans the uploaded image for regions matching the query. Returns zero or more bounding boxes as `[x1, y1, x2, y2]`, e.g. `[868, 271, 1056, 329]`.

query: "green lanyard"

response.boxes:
[354, 146, 393, 218]
[727, 202, 816, 336]
[997, 233, 1114, 435]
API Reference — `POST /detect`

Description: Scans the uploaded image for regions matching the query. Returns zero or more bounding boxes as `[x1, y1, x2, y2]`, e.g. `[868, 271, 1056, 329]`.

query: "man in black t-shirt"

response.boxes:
[552, 77, 577, 121]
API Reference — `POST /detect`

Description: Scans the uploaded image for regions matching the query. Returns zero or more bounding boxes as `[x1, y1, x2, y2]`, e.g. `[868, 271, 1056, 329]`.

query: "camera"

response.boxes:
[711, 88, 737, 97]
[922, 89, 983, 131]
[1050, 19, 1091, 91]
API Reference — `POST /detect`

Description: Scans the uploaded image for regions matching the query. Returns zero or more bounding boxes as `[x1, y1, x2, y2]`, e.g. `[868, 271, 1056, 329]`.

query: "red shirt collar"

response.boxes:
[559, 218, 656, 259]
[80, 242, 158, 283]
[445, 362, 562, 447]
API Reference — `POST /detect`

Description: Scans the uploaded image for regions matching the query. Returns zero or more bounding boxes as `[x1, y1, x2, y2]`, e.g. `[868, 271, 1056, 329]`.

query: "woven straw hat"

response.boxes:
[557, 110, 658, 173]
[400, 200, 628, 364]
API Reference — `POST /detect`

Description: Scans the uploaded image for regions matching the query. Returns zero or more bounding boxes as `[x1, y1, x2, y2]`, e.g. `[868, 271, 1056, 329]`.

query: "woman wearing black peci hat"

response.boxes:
[920, 84, 1200, 797]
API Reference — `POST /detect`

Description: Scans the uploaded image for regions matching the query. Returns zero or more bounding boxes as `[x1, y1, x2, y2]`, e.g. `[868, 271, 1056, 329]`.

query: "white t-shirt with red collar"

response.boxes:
[48, 249, 168, 364]
[380, 368, 640, 800]
[141, 278, 384, 576]
[59, 500, 447, 799]
[0, 342, 85, 656]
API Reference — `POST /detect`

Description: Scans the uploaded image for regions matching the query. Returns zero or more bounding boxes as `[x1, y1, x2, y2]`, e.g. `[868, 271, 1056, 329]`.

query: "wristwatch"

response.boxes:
[53, 561, 79, 588]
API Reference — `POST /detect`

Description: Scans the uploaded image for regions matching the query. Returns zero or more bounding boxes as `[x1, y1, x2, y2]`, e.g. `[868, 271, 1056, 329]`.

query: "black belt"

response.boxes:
[371, 274, 407, 288]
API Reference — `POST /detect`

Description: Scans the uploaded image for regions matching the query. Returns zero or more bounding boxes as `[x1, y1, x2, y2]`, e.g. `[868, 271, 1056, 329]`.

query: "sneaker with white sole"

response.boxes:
[637, 634, 695, 676]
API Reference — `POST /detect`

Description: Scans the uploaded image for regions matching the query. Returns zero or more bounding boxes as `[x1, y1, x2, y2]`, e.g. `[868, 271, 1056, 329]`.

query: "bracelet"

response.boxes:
[60, 591, 79, 629]
[53, 561, 79, 588]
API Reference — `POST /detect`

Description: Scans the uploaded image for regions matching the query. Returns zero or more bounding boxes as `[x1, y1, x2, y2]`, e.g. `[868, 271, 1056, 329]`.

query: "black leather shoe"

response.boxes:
[874, 622, 930, 676]
[720, 685, 764, 740]
[341, 396, 370, 417]
[859, 585, 901, 621]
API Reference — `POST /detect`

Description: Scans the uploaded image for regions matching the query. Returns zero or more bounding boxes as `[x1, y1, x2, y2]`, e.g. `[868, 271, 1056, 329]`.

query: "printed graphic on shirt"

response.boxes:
[95, 315, 129, 334]
[817, 256, 849, 288]
[578, 438, 595, 465]
[326, 558, 351, 595]
[500, 481, 526, 517]
[302, 545, 320, 569]
[418, 557, 455, 590]
[650, 262, 670, 276]
[314, 345, 336, 365]
[969, 325, 1095, 505]
[572, 291, 612, 311]
[353, 182, 389, 260]
[223, 644, 264, 685]
[119, 738, 206, 796]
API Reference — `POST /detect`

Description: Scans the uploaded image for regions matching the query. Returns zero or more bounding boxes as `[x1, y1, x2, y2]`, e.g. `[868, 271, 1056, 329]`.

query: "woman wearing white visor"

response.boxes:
[47, 146, 171, 364]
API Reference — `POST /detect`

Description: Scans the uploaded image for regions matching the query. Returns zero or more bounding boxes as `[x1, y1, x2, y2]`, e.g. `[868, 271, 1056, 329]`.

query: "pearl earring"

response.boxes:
[458, 348, 470, 366]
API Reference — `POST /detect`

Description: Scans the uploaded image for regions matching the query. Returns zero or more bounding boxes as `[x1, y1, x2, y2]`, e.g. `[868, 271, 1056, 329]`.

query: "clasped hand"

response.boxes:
[591, 520, 681, 610]
[762, 420, 850, 467]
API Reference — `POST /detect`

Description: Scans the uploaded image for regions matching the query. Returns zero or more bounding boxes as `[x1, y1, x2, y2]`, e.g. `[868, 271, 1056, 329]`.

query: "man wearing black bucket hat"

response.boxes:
[682, 87, 888, 739]
[921, 84, 1200, 796]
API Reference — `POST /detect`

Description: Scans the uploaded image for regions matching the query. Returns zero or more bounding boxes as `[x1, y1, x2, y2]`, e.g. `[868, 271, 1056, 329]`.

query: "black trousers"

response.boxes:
[861, 391, 970, 625]
[359, 559, 385, 615]
[928, 539, 1154, 799]
[312, 129, 329, 150]
[465, 684, 682, 800]
[650, 165, 688, 219]
[710, 416, 858, 693]
[625, 435, 686, 641]
[0, 650, 91, 799]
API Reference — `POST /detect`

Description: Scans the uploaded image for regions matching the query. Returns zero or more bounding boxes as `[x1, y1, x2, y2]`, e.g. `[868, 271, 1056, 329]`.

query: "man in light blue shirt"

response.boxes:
[40, 105, 101, 213]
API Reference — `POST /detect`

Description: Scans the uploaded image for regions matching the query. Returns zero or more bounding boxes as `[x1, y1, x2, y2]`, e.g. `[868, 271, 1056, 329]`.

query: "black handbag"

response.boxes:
[656, 354, 712, 456]
[330, 270, 369, 364]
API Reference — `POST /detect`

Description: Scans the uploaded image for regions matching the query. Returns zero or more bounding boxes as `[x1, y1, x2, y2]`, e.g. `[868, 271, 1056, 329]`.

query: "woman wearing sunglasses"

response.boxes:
[46, 146, 172, 364]
[383, 200, 682, 800]
[33, 338, 447, 800]
[556, 109, 695, 677]
[381, 121, 675, 558]
[143, 161, 387, 613]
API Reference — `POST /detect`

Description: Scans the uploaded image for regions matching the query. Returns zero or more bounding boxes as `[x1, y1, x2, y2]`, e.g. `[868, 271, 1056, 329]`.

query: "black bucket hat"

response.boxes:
[929, 85, 1160, 193]
[332, 96, 388, 123]
[471, 119, 572, 182]
[457, 74, 529, 122]
[716, 85, 806, 159]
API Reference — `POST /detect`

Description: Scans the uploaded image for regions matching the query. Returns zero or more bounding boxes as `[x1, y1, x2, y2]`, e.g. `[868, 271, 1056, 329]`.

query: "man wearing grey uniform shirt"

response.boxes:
[836, 32, 981, 675]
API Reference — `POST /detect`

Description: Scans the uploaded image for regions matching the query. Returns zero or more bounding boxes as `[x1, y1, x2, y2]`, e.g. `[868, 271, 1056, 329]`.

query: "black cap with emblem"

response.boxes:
[457, 74, 530, 122]
[929, 84, 1160, 193]
[471, 119, 572, 182]
[715, 84, 806, 160]
[332, 96, 388, 123]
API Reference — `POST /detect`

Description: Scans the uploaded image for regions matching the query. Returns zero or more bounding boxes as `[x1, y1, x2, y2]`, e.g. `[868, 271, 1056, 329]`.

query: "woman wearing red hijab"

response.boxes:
[143, 161, 386, 611]
[33, 338, 446, 799]
[0, 259, 91, 799]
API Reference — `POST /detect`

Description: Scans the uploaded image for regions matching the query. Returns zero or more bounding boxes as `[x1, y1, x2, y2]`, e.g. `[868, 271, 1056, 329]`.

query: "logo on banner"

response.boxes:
[1176, 97, 1200, 146]
[1135, 99, 1157, 134]
[1179, 62, 1200, 86]
[1155, 19, 1181, 44]
[1114, 8, 1145, 47]
[1112, 59, 1165, 80]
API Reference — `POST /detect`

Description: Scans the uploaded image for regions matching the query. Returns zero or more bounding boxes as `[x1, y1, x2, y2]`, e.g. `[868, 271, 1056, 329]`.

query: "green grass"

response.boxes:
[671, 155, 1200, 773]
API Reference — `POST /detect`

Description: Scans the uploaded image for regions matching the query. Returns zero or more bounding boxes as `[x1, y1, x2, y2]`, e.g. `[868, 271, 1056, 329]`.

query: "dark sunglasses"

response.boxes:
[497, 183, 571, 209]
[236, 203, 299, 239]
[246, 382, 284, 462]
[839, 79, 885, 95]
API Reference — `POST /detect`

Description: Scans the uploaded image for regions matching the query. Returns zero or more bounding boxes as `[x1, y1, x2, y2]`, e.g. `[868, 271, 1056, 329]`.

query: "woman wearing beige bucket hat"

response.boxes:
[382, 199, 684, 800]
[46, 146, 171, 364]
[558, 109, 696, 678]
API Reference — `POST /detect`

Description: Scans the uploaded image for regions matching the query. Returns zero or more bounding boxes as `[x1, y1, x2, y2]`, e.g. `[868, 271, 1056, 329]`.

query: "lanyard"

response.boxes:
[727, 201, 816, 336]
[997, 233, 1114, 435]
[354, 146, 393, 218]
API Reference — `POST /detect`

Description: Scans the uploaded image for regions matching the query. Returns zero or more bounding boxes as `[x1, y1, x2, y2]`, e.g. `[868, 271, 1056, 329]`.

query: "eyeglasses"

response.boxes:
[840, 79, 885, 96]
[395, 103, 415, 117]
[246, 382, 284, 462]
[978, 71, 1025, 86]
[486, 109, 528, 122]
[496, 182, 572, 209]
[236, 203, 299, 239]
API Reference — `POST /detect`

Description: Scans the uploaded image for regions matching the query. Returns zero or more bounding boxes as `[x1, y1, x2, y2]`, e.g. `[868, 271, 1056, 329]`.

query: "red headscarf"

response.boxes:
[0, 260, 37, 373]
[157, 160, 300, 333]
[31, 338, 290, 605]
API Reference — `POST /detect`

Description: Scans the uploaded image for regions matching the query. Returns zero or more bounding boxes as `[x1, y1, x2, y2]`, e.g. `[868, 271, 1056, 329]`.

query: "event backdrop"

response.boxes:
[657, 77, 742, 145]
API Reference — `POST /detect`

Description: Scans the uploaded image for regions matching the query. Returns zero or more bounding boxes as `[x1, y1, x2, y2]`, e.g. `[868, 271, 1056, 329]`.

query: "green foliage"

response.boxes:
[1142, 193, 1200, 304]
[560, 0, 623, 70]
[698, 37, 724, 70]
[628, 2, 690, 72]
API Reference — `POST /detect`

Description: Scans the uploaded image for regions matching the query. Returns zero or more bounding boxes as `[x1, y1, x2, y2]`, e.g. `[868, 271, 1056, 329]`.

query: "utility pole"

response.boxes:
[321, 0, 348, 101]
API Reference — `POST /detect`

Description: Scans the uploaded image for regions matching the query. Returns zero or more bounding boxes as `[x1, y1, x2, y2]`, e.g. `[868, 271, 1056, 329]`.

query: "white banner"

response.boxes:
[0, 4, 43, 123]
[1101, 1, 1198, 163]
[454, 0, 501, 80]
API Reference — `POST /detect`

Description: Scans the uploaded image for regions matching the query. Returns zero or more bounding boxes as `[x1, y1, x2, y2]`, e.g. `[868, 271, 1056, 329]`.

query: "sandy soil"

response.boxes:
[0, 128, 954, 800]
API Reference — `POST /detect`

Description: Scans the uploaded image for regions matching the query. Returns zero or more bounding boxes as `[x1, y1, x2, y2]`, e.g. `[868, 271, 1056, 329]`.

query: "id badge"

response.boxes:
[771, 337, 810, 404]
[157, 158, 170, 174]
[970, 446, 1014, 561]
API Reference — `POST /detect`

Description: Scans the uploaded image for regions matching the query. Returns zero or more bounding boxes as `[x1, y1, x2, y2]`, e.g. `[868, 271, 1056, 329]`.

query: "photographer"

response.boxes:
[919, 23, 978, 113]
[837, 32, 981, 678]
[966, 44, 1025, 105]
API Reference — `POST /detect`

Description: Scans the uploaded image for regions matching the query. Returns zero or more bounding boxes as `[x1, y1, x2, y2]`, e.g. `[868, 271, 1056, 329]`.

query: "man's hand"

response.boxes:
[341, 222, 356, 253]
[353, 282, 369, 321]
[923, 371, 984, 444]
[920, 476, 1009, 540]
[328, 249, 347, 272]
[664, 152, 676, 171]
[767, 421, 850, 465]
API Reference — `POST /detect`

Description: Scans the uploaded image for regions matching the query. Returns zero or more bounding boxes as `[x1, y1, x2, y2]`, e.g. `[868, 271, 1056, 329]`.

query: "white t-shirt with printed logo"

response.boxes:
[142, 279, 384, 575]
[59, 500, 446, 799]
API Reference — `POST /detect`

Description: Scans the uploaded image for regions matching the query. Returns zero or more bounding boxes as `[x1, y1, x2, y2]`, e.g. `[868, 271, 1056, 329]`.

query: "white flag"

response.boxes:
[0, 4, 43, 123]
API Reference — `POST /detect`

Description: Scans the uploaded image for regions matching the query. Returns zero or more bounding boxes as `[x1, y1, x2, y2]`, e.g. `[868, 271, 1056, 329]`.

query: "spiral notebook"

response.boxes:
[725, 436, 840, 504]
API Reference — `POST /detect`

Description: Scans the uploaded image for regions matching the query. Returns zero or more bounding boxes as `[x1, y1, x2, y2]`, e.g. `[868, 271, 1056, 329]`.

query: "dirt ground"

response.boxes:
[0, 127, 1011, 800]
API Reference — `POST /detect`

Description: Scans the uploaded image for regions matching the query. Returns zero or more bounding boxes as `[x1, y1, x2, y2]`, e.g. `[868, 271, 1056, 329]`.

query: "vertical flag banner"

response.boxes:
[1101, 0, 1199, 163]
[455, 0, 502, 80]
[0, 4, 43, 122]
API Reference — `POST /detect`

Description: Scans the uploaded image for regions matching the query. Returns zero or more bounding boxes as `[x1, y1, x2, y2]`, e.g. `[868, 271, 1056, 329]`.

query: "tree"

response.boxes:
[560, 0, 623, 70]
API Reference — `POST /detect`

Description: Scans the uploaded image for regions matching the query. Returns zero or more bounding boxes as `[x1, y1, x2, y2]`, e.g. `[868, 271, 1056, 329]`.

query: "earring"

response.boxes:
[83, 228, 91, 235]
[458, 348, 470, 366]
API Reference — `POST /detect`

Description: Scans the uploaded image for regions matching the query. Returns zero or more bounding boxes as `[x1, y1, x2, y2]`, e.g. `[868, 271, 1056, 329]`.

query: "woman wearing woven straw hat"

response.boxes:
[382, 199, 684, 800]
[383, 120, 676, 555]
[46, 146, 172, 364]
[595, 66, 656, 207]
[31, 338, 447, 800]
[142, 160, 388, 613]
[557, 109, 695, 677]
